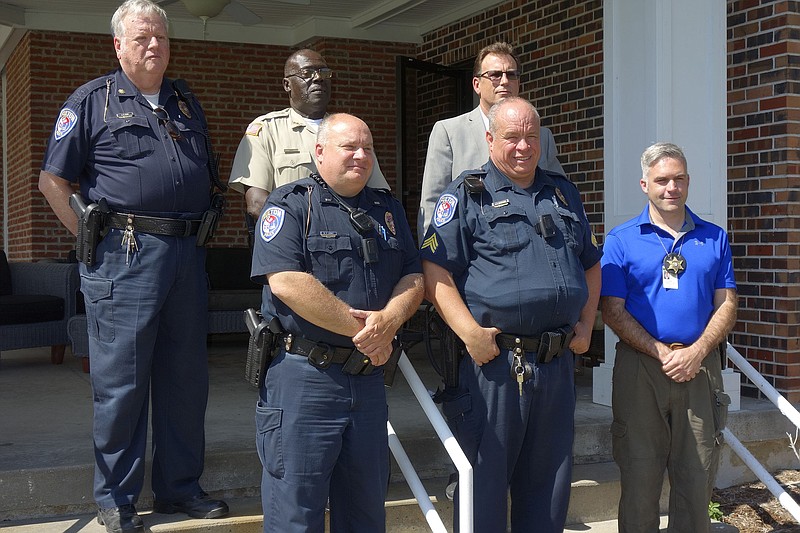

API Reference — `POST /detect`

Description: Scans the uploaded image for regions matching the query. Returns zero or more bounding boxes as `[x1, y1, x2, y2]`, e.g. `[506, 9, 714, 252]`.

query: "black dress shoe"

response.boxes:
[153, 492, 229, 519]
[96, 504, 144, 533]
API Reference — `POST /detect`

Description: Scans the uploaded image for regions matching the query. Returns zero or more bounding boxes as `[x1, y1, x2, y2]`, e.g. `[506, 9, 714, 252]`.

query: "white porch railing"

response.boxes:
[724, 342, 800, 523]
[387, 351, 474, 533]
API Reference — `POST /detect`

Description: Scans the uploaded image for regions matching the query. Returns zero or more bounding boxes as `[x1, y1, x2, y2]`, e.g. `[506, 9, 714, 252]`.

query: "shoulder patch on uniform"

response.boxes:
[54, 108, 78, 140]
[259, 207, 286, 242]
[246, 123, 262, 136]
[433, 194, 458, 227]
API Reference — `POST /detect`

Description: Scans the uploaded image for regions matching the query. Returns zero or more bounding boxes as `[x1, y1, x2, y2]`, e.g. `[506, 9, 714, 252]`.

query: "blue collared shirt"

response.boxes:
[420, 161, 601, 336]
[41, 69, 211, 217]
[251, 177, 422, 347]
[601, 205, 737, 344]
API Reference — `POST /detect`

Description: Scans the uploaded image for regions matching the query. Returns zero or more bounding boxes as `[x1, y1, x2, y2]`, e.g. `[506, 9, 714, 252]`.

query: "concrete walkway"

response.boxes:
[0, 336, 789, 532]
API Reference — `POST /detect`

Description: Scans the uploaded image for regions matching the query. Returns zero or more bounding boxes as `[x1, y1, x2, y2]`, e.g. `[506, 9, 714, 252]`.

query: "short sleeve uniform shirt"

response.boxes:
[251, 177, 420, 347]
[420, 161, 601, 335]
[228, 108, 390, 194]
[41, 69, 211, 217]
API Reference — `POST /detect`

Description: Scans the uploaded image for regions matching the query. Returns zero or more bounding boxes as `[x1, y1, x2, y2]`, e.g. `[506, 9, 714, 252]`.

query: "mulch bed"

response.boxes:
[713, 470, 800, 532]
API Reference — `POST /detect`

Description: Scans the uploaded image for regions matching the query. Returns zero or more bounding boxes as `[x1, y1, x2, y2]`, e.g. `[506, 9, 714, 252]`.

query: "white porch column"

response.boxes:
[593, 0, 735, 407]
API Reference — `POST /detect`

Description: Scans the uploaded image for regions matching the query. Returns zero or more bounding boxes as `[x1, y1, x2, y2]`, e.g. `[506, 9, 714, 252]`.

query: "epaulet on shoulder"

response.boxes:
[68, 75, 112, 105]
[261, 108, 291, 122]
[274, 178, 313, 200]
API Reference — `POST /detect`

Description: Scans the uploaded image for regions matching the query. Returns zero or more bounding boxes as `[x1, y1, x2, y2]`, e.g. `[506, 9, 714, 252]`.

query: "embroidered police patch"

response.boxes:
[54, 108, 78, 140]
[434, 194, 458, 227]
[260, 207, 285, 242]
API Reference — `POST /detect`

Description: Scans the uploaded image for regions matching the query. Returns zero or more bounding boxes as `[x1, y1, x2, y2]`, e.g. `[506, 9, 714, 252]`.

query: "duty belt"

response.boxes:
[280, 334, 373, 375]
[496, 333, 541, 353]
[105, 213, 202, 237]
[496, 326, 575, 364]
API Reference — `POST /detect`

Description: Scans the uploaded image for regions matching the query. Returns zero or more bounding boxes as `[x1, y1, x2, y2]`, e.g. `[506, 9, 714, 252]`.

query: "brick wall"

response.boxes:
[4, 31, 413, 258]
[414, 0, 605, 234]
[3, 1, 798, 399]
[727, 0, 800, 400]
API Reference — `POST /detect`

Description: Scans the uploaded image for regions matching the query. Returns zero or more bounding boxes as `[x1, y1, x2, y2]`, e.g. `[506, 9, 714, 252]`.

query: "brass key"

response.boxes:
[516, 365, 525, 396]
[512, 352, 525, 396]
[510, 346, 533, 397]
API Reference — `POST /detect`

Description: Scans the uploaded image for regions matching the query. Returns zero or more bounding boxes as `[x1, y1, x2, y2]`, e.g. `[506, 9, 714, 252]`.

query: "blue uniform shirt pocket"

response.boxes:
[80, 276, 114, 343]
[106, 116, 154, 160]
[553, 204, 583, 252]
[306, 235, 354, 288]
[174, 118, 210, 167]
[483, 204, 531, 252]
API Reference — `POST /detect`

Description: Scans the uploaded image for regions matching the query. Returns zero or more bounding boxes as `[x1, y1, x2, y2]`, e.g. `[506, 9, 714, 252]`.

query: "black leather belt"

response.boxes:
[496, 333, 541, 352]
[280, 334, 365, 367]
[106, 213, 202, 237]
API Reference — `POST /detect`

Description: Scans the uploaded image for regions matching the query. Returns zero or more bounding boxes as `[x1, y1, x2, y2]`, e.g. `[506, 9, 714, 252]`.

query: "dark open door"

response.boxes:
[395, 56, 472, 241]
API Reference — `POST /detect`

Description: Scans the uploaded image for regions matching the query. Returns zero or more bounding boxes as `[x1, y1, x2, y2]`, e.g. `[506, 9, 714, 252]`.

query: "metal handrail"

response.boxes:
[389, 351, 474, 533]
[723, 342, 800, 523]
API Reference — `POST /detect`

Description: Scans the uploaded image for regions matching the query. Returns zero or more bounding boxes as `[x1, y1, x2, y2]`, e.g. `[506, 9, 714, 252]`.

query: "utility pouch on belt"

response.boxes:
[538, 325, 575, 364]
[196, 193, 225, 247]
[244, 308, 280, 389]
[69, 193, 107, 266]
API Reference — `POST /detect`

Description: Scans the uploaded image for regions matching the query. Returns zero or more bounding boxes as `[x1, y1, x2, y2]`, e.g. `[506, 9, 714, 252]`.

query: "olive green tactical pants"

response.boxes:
[611, 341, 730, 533]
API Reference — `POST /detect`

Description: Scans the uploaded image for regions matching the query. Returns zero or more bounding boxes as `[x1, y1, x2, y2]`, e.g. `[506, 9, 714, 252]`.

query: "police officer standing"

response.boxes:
[420, 97, 601, 532]
[229, 49, 389, 225]
[38, 1, 227, 532]
[250, 113, 423, 532]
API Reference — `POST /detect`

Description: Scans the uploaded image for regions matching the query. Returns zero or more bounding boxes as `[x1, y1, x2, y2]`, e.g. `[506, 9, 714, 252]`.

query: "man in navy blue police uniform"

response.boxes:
[250, 113, 424, 532]
[420, 97, 602, 533]
[38, 1, 228, 532]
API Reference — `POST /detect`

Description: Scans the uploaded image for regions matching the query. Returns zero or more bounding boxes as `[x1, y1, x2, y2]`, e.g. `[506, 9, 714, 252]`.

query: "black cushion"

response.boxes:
[0, 294, 64, 325]
[0, 251, 10, 296]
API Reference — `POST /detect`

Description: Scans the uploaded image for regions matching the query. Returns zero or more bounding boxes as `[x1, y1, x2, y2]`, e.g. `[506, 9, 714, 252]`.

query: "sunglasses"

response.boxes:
[478, 70, 521, 82]
[286, 67, 334, 81]
[153, 106, 182, 141]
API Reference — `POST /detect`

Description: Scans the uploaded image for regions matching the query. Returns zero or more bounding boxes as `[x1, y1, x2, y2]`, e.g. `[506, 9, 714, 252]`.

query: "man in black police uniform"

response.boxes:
[38, 1, 227, 532]
[250, 113, 423, 532]
[420, 97, 601, 532]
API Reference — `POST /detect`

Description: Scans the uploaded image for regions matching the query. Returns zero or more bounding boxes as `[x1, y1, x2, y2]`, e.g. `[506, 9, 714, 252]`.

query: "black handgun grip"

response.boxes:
[70, 193, 103, 266]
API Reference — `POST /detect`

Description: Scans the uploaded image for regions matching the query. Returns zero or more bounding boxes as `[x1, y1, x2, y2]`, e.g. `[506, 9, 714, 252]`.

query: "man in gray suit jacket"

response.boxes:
[418, 42, 564, 242]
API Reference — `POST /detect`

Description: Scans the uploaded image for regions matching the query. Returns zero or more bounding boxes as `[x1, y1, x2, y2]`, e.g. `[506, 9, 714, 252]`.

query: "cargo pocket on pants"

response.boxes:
[80, 276, 114, 343]
[712, 390, 731, 446]
[256, 401, 284, 478]
[610, 419, 628, 466]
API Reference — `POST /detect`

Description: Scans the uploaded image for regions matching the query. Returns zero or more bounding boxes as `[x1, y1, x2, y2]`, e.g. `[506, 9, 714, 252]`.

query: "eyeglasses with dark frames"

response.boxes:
[286, 67, 333, 81]
[152, 106, 182, 141]
[478, 70, 521, 82]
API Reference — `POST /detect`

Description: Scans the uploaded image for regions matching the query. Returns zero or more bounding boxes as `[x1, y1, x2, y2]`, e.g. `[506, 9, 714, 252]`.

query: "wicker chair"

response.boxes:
[0, 251, 80, 364]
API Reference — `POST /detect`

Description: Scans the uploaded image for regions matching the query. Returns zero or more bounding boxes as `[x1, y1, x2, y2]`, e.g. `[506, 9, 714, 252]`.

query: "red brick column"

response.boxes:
[727, 0, 800, 401]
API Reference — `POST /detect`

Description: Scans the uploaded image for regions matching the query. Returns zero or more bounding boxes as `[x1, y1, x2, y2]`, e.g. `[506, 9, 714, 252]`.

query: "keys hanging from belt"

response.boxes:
[120, 215, 139, 266]
[509, 341, 533, 396]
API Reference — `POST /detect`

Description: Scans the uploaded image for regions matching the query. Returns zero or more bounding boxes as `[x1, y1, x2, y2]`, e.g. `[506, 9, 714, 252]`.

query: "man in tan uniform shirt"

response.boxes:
[229, 49, 389, 223]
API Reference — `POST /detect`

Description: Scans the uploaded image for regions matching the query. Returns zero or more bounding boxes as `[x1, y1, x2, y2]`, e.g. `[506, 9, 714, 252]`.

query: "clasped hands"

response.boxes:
[348, 308, 399, 366]
[659, 343, 704, 383]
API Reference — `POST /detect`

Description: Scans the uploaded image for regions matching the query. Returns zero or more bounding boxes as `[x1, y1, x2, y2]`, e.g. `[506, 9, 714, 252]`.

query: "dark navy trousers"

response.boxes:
[81, 229, 209, 508]
[257, 350, 389, 533]
[443, 349, 576, 533]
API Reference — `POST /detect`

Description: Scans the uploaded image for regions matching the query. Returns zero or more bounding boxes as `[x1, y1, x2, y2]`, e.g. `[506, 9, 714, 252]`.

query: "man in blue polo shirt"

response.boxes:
[600, 142, 738, 533]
